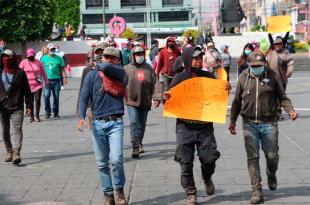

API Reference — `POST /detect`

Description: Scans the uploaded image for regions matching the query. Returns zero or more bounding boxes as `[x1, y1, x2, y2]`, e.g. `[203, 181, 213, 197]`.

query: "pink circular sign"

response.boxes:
[109, 16, 126, 37]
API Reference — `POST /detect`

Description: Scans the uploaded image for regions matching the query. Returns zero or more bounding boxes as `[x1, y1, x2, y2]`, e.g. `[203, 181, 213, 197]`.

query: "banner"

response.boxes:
[267, 16, 292, 33]
[163, 77, 229, 123]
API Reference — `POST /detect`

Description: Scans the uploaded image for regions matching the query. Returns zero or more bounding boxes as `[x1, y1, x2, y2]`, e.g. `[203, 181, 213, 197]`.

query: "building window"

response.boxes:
[82, 14, 114, 24]
[116, 13, 145, 23]
[121, 0, 146, 7]
[158, 11, 188, 22]
[162, 0, 183, 7]
[86, 0, 109, 9]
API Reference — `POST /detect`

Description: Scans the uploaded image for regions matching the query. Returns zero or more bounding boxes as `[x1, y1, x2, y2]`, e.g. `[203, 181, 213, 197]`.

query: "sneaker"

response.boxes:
[34, 117, 42, 122]
[61, 86, 64, 90]
[267, 172, 277, 191]
[45, 113, 51, 119]
[103, 194, 115, 205]
[186, 194, 197, 205]
[139, 144, 145, 154]
[115, 189, 126, 205]
[54, 113, 60, 118]
[132, 146, 139, 159]
[4, 151, 13, 162]
[250, 189, 264, 204]
[30, 116, 35, 122]
[204, 178, 215, 195]
[12, 150, 21, 165]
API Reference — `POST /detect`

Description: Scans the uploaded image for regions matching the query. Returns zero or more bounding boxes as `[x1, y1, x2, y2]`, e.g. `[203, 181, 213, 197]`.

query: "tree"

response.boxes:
[0, 0, 56, 42]
[54, 0, 80, 32]
[120, 28, 137, 39]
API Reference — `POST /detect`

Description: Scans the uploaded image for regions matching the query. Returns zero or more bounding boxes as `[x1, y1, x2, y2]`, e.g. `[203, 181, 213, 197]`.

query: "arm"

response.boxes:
[39, 61, 49, 86]
[229, 79, 243, 135]
[79, 72, 92, 120]
[156, 52, 164, 75]
[268, 33, 274, 49]
[96, 62, 125, 82]
[283, 32, 290, 47]
[275, 74, 294, 113]
[76, 66, 92, 115]
[286, 53, 294, 78]
[22, 71, 33, 111]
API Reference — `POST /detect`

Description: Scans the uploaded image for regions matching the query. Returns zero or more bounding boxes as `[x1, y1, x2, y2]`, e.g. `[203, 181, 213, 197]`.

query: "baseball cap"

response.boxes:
[249, 51, 266, 66]
[103, 47, 120, 58]
[132, 46, 145, 54]
[2, 49, 13, 56]
[274, 38, 283, 45]
[207, 42, 215, 47]
[192, 47, 204, 57]
[47, 43, 56, 49]
[26, 48, 36, 57]
[93, 45, 105, 53]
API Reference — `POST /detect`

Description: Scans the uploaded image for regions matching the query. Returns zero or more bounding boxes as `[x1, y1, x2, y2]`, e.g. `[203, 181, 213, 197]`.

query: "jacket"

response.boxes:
[125, 46, 156, 110]
[230, 66, 294, 123]
[0, 69, 32, 112]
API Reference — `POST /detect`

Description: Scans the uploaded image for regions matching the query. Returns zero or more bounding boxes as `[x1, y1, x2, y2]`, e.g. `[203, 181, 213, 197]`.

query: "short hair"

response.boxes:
[151, 39, 158, 45]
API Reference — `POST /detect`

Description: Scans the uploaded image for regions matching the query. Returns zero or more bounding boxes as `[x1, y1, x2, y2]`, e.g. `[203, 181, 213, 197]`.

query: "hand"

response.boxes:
[225, 82, 232, 91]
[286, 73, 292, 78]
[163, 91, 171, 100]
[229, 121, 237, 135]
[152, 100, 160, 108]
[26, 108, 32, 116]
[77, 119, 87, 132]
[289, 111, 298, 121]
[63, 78, 67, 85]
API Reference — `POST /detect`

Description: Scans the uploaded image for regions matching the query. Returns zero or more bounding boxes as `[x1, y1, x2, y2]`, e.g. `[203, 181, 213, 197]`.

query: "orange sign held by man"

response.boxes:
[163, 77, 229, 123]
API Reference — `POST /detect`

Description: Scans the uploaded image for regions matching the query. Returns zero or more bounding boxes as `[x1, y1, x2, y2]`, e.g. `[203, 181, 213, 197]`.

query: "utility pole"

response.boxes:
[198, 0, 204, 36]
[146, 0, 151, 49]
[102, 0, 106, 38]
[264, 0, 267, 26]
[211, 2, 218, 36]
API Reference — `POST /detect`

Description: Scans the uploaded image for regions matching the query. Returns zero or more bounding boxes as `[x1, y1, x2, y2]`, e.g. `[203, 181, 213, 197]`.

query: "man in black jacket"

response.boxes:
[0, 49, 32, 165]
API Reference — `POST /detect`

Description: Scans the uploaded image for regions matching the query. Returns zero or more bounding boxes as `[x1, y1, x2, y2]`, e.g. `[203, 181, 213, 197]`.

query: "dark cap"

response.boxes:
[103, 46, 120, 58]
[249, 51, 266, 66]
[132, 46, 145, 54]
[192, 46, 204, 57]
[93, 45, 105, 52]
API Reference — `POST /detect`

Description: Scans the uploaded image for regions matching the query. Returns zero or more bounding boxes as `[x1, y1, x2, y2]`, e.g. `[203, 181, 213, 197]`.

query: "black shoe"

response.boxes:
[250, 188, 264, 204]
[132, 147, 139, 159]
[54, 113, 60, 118]
[45, 113, 51, 119]
[267, 171, 277, 191]
[204, 178, 215, 195]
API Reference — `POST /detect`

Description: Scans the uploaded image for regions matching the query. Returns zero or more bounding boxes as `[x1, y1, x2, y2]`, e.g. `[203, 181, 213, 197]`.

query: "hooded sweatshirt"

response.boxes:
[125, 46, 156, 110]
[156, 37, 181, 76]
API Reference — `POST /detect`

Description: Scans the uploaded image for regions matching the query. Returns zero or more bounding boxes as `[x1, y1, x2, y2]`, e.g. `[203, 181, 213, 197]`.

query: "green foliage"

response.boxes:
[294, 42, 308, 51]
[0, 0, 56, 42]
[120, 28, 137, 39]
[182, 29, 199, 44]
[251, 25, 266, 32]
[54, 0, 80, 32]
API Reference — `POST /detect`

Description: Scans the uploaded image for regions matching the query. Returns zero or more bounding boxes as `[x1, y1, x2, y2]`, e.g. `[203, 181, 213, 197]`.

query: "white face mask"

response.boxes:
[135, 56, 144, 64]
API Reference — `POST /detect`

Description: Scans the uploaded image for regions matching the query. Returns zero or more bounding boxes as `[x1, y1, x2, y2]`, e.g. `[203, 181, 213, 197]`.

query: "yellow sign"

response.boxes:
[217, 68, 227, 81]
[267, 16, 292, 33]
[163, 77, 229, 123]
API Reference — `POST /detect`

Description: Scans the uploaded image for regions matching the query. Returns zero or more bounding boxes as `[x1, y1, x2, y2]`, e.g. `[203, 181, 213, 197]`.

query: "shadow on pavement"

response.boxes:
[0, 193, 23, 205]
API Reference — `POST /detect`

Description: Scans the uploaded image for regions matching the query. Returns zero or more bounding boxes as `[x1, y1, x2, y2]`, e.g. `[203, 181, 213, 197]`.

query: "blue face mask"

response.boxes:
[55, 49, 60, 53]
[244, 50, 252, 56]
[250, 66, 265, 76]
[49, 51, 55, 55]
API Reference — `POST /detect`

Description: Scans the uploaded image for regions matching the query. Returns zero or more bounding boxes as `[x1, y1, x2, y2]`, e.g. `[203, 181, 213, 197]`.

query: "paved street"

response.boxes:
[0, 71, 310, 205]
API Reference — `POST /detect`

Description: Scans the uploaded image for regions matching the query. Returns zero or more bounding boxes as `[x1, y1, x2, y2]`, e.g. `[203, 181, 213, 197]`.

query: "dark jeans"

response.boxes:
[162, 75, 173, 92]
[0, 109, 24, 152]
[30, 88, 42, 118]
[242, 120, 279, 190]
[44, 79, 61, 115]
[127, 106, 149, 147]
[174, 121, 220, 194]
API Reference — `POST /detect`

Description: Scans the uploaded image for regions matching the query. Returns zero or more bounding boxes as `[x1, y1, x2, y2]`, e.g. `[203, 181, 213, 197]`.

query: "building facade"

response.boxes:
[80, 0, 195, 39]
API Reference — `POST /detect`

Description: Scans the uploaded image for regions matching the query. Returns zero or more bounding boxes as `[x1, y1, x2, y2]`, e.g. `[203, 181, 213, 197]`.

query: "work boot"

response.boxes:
[204, 177, 215, 195]
[132, 146, 139, 159]
[139, 143, 145, 154]
[4, 151, 13, 162]
[115, 189, 126, 205]
[12, 150, 21, 165]
[186, 194, 197, 205]
[250, 188, 264, 204]
[103, 194, 115, 205]
[45, 112, 51, 119]
[267, 171, 277, 191]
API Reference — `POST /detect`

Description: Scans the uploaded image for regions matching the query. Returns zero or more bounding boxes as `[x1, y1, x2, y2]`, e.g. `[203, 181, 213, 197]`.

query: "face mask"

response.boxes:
[191, 67, 202, 74]
[244, 50, 252, 56]
[49, 51, 55, 55]
[168, 43, 175, 49]
[27, 56, 35, 61]
[55, 49, 60, 53]
[94, 54, 103, 62]
[250, 66, 265, 76]
[135, 56, 144, 64]
[2, 57, 14, 72]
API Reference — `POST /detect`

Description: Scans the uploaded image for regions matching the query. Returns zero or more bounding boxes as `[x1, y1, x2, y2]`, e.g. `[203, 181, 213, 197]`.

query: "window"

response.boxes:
[82, 14, 114, 24]
[162, 0, 183, 7]
[86, 0, 109, 8]
[158, 11, 188, 22]
[121, 0, 146, 7]
[116, 13, 145, 23]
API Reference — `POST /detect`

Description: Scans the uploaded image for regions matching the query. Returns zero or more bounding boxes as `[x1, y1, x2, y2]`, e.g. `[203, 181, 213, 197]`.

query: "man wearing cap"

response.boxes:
[154, 46, 231, 205]
[124, 45, 156, 158]
[219, 44, 231, 81]
[0, 49, 32, 165]
[203, 42, 222, 78]
[19, 48, 49, 122]
[40, 43, 67, 119]
[78, 47, 127, 205]
[229, 50, 298, 204]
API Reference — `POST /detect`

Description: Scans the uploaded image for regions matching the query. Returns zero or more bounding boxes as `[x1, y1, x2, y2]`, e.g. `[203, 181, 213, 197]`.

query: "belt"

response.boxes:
[96, 114, 122, 122]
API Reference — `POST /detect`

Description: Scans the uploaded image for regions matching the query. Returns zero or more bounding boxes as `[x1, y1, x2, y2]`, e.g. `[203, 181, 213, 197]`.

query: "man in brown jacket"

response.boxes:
[229, 51, 297, 204]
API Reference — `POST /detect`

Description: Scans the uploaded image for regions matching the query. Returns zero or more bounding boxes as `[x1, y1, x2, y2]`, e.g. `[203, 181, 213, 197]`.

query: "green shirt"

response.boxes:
[41, 55, 64, 80]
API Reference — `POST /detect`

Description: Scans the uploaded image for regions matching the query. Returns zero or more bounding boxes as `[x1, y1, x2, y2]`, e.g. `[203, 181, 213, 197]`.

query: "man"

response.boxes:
[156, 37, 181, 92]
[149, 39, 159, 63]
[40, 43, 67, 119]
[125, 45, 156, 158]
[0, 49, 32, 165]
[78, 47, 127, 205]
[229, 51, 298, 204]
[55, 45, 69, 90]
[65, 22, 74, 41]
[154, 46, 230, 205]
[0, 39, 7, 54]
[203, 41, 222, 78]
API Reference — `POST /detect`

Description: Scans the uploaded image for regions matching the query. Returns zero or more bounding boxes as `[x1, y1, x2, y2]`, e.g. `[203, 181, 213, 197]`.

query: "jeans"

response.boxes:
[127, 106, 149, 147]
[242, 121, 279, 190]
[44, 79, 61, 115]
[0, 109, 24, 152]
[92, 117, 125, 195]
[174, 122, 220, 194]
[30, 88, 42, 118]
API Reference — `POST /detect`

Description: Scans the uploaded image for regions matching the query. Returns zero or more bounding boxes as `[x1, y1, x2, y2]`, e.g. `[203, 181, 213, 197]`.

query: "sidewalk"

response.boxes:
[1, 71, 310, 205]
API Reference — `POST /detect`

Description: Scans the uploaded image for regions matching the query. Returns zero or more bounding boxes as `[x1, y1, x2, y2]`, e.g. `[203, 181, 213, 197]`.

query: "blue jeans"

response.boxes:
[92, 118, 125, 195]
[44, 79, 61, 114]
[242, 121, 279, 190]
[127, 106, 149, 147]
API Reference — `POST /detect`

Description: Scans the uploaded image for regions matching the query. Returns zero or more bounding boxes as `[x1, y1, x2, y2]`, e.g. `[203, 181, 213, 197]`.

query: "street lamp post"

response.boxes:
[102, 0, 106, 39]
[146, 0, 151, 49]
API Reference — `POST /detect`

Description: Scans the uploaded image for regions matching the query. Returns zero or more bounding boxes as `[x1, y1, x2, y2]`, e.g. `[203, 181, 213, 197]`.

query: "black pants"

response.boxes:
[174, 121, 220, 194]
[30, 88, 42, 118]
[224, 66, 230, 81]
